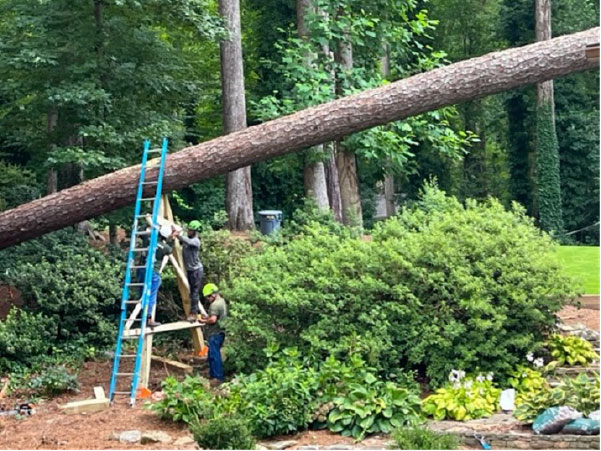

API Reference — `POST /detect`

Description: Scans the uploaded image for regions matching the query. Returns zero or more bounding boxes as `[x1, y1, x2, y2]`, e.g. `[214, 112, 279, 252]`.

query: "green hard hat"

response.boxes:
[203, 283, 219, 297]
[188, 220, 202, 231]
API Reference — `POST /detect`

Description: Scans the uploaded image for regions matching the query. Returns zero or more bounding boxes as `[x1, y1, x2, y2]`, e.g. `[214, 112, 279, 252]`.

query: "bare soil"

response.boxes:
[557, 305, 600, 331]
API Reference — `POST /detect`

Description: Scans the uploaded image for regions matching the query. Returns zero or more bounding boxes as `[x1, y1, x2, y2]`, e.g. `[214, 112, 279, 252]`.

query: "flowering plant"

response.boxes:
[422, 370, 500, 421]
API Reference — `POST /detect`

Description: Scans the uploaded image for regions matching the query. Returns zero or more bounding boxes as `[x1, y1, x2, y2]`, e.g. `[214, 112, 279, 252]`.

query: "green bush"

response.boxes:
[191, 415, 256, 450]
[225, 185, 575, 385]
[149, 376, 214, 423]
[199, 229, 255, 286]
[548, 334, 599, 367]
[390, 427, 460, 450]
[0, 161, 41, 211]
[422, 372, 500, 421]
[27, 366, 79, 397]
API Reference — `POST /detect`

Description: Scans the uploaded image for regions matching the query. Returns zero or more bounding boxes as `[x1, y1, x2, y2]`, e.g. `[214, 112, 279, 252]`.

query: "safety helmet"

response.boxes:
[188, 220, 202, 231]
[203, 283, 219, 297]
[159, 224, 172, 239]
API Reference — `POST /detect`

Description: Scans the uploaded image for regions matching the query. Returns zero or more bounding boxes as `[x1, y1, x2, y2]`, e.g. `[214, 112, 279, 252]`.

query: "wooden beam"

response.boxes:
[151, 355, 193, 374]
[93, 386, 106, 400]
[59, 398, 110, 414]
[124, 320, 204, 338]
[585, 43, 600, 61]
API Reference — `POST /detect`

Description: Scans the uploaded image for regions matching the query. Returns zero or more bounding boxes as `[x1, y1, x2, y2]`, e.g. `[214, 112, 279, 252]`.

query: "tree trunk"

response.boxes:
[324, 144, 343, 222]
[297, 0, 329, 210]
[535, 0, 564, 235]
[219, 0, 254, 230]
[381, 44, 395, 217]
[334, 12, 362, 227]
[46, 108, 58, 194]
[0, 27, 597, 248]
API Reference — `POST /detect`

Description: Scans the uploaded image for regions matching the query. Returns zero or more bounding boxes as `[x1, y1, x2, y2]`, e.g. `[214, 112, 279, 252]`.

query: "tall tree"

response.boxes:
[535, 0, 564, 235]
[0, 26, 596, 249]
[219, 0, 254, 230]
[298, 0, 330, 210]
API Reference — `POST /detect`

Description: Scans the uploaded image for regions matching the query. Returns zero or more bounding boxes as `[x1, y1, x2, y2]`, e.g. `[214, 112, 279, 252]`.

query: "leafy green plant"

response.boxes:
[327, 376, 423, 440]
[422, 372, 501, 421]
[548, 334, 599, 366]
[390, 427, 460, 450]
[508, 365, 551, 407]
[149, 376, 214, 424]
[514, 372, 600, 421]
[191, 415, 256, 450]
[225, 185, 575, 385]
[27, 366, 79, 397]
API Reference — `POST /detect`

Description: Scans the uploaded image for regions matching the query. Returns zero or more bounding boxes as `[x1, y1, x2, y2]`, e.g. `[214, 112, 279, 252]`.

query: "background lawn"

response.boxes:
[556, 246, 600, 294]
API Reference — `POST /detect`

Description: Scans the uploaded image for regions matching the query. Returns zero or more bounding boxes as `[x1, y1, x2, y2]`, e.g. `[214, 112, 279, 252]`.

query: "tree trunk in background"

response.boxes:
[381, 44, 395, 217]
[335, 11, 362, 227]
[0, 27, 597, 249]
[324, 144, 343, 222]
[298, 0, 329, 210]
[535, 0, 564, 235]
[46, 108, 58, 194]
[219, 0, 254, 230]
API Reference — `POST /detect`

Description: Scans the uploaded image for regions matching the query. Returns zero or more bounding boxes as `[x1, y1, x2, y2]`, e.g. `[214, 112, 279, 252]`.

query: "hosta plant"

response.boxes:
[327, 374, 423, 440]
[508, 365, 550, 407]
[422, 372, 501, 421]
[548, 334, 599, 367]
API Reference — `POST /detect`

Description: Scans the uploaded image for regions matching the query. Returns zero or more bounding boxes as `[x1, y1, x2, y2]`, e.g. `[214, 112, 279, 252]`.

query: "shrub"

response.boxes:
[199, 229, 255, 286]
[390, 427, 460, 450]
[422, 371, 501, 421]
[0, 161, 41, 211]
[548, 334, 599, 367]
[27, 366, 79, 397]
[191, 415, 256, 450]
[149, 376, 214, 424]
[225, 185, 574, 385]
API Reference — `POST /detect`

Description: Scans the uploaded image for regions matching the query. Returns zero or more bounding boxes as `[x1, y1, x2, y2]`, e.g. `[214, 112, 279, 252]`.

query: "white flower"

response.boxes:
[458, 370, 466, 380]
[534, 358, 544, 368]
[522, 373, 528, 378]
[486, 372, 494, 381]
[449, 369, 461, 382]
[526, 352, 534, 362]
[476, 374, 485, 383]
[463, 380, 473, 389]
[453, 382, 461, 389]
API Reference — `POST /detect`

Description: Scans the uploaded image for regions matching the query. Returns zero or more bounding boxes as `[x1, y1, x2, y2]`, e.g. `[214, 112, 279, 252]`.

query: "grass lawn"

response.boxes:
[556, 246, 600, 294]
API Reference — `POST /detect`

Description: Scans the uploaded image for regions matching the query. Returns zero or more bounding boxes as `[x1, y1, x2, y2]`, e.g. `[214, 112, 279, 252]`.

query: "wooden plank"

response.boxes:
[59, 398, 109, 414]
[123, 320, 204, 338]
[585, 43, 600, 61]
[151, 355, 193, 374]
[140, 331, 153, 389]
[93, 386, 106, 400]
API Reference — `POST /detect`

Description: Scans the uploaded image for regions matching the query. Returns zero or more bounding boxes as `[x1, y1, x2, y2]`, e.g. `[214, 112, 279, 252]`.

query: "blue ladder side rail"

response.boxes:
[109, 138, 169, 405]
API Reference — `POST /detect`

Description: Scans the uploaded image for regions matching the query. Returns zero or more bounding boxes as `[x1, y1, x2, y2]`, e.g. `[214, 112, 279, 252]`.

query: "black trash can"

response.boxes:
[258, 210, 283, 235]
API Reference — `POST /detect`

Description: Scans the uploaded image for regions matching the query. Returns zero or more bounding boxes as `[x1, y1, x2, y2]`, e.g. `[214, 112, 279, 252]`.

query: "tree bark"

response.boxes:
[297, 0, 330, 210]
[334, 11, 363, 227]
[46, 108, 58, 194]
[219, 0, 254, 230]
[0, 27, 597, 248]
[535, 0, 564, 235]
[381, 44, 395, 217]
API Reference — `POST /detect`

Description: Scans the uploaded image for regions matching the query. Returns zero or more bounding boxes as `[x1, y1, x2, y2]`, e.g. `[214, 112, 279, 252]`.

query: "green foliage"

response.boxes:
[327, 376, 423, 439]
[226, 185, 575, 385]
[514, 373, 600, 422]
[390, 427, 460, 450]
[548, 334, 599, 367]
[0, 161, 41, 211]
[191, 415, 256, 450]
[422, 373, 500, 421]
[149, 376, 214, 424]
[508, 365, 550, 407]
[536, 101, 564, 236]
[27, 366, 79, 397]
[199, 229, 255, 286]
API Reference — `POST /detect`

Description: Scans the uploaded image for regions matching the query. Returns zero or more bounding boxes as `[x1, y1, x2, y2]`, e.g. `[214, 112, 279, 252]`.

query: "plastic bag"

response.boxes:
[533, 406, 583, 434]
[561, 418, 600, 435]
[588, 410, 600, 421]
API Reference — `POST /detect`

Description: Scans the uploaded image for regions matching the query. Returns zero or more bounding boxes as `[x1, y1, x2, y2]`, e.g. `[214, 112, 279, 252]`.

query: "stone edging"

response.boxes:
[458, 431, 600, 450]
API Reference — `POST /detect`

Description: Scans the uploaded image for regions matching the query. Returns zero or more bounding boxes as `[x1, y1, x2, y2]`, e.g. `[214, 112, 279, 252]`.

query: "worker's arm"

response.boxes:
[200, 314, 218, 324]
[177, 234, 200, 248]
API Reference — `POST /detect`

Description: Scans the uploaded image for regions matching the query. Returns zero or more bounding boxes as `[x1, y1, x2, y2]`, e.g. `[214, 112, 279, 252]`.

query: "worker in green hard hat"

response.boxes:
[200, 283, 227, 385]
[174, 220, 204, 322]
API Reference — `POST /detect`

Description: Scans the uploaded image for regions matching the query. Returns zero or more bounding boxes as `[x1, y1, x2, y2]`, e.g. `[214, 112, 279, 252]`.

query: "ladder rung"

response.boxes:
[141, 181, 156, 185]
[130, 265, 146, 269]
[122, 336, 138, 340]
[114, 391, 131, 395]
[127, 283, 144, 286]
[119, 355, 136, 358]
[147, 148, 163, 154]
[135, 215, 149, 218]
[140, 198, 155, 201]
[124, 301, 140, 304]
[132, 248, 148, 252]
[116, 373, 135, 376]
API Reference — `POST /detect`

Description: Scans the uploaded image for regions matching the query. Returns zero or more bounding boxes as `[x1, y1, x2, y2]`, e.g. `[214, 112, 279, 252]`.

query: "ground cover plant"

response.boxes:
[225, 185, 576, 386]
[390, 427, 460, 450]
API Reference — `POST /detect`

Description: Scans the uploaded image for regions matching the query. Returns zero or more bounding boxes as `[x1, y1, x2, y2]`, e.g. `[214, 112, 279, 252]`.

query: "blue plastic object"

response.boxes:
[258, 210, 283, 235]
[109, 138, 169, 405]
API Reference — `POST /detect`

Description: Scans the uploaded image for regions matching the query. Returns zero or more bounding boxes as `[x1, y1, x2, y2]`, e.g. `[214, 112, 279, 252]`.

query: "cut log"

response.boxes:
[0, 28, 598, 249]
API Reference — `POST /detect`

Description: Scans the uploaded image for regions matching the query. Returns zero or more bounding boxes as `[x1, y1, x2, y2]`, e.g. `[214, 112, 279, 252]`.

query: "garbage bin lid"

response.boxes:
[258, 210, 282, 215]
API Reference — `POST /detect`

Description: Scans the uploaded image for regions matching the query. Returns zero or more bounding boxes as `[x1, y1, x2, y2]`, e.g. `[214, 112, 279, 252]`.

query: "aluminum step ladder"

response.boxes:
[109, 138, 168, 405]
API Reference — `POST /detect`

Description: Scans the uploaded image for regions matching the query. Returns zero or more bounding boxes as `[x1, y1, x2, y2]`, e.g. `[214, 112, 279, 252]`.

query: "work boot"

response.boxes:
[209, 378, 223, 388]
[187, 314, 198, 323]
[147, 317, 161, 328]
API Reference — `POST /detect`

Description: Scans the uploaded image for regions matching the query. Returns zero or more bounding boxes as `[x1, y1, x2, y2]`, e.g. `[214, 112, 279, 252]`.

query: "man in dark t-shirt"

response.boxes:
[200, 283, 227, 385]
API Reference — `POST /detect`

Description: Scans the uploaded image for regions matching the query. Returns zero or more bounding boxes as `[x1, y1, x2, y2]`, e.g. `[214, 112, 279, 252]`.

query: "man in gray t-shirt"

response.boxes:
[176, 220, 204, 322]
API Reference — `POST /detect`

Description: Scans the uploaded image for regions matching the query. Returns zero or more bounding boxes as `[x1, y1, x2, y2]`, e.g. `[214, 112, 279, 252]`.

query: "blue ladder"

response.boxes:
[109, 138, 169, 405]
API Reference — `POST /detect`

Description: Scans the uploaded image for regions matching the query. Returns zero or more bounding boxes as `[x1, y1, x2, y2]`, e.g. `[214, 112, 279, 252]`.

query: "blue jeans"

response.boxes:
[208, 333, 225, 380]
[147, 271, 161, 315]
